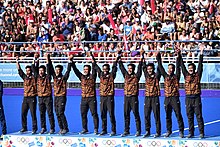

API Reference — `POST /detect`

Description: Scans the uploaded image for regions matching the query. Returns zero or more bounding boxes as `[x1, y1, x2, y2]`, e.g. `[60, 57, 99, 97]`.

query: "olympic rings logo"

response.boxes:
[59, 138, 72, 145]
[147, 141, 161, 147]
[193, 142, 208, 147]
[17, 137, 30, 144]
[102, 140, 116, 145]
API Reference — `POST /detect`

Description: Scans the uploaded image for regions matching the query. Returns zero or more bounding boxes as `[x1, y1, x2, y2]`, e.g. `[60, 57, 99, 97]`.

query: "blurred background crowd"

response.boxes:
[0, 0, 220, 61]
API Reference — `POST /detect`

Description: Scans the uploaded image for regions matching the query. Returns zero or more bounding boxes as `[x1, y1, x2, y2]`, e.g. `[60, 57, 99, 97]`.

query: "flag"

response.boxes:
[108, 14, 119, 34]
[48, 8, 52, 24]
[123, 35, 129, 51]
[150, 0, 156, 14]
[139, 0, 144, 6]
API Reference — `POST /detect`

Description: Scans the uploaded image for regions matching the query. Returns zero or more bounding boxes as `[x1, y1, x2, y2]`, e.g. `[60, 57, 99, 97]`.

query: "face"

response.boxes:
[188, 65, 195, 74]
[127, 65, 133, 74]
[55, 67, 61, 76]
[147, 66, 154, 75]
[26, 67, 32, 76]
[39, 68, 45, 76]
[102, 66, 109, 75]
[168, 65, 174, 75]
[83, 66, 90, 75]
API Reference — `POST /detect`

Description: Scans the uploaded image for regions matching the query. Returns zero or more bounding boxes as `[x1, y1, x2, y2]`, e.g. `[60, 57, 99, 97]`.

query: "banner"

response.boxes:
[0, 63, 218, 83]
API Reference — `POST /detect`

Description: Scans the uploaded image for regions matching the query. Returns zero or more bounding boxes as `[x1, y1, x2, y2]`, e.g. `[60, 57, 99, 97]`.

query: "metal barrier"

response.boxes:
[0, 40, 219, 63]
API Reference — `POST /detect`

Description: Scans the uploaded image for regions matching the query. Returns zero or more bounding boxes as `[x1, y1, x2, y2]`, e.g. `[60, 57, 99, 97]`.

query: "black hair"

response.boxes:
[55, 65, 63, 72]
[39, 65, 46, 72]
[168, 63, 175, 70]
[127, 63, 136, 71]
[103, 64, 110, 70]
[146, 63, 155, 70]
[84, 65, 91, 72]
[188, 63, 196, 70]
[25, 65, 32, 73]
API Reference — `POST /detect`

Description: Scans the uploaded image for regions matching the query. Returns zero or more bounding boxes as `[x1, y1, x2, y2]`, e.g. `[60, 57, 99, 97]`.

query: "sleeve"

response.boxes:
[47, 58, 55, 78]
[179, 54, 188, 77]
[31, 60, 39, 78]
[63, 62, 72, 81]
[46, 63, 52, 81]
[136, 61, 142, 80]
[18, 68, 26, 80]
[111, 61, 118, 79]
[142, 60, 149, 78]
[156, 53, 167, 78]
[197, 54, 203, 80]
[94, 63, 102, 78]
[119, 60, 127, 78]
[156, 66, 162, 80]
[92, 62, 97, 79]
[72, 62, 82, 80]
[176, 56, 181, 81]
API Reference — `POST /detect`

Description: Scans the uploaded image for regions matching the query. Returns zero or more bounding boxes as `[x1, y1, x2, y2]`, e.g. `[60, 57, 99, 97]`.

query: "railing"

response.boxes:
[0, 40, 219, 63]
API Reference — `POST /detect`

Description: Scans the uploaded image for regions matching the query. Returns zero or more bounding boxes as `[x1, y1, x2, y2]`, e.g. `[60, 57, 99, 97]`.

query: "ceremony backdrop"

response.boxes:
[0, 63, 219, 83]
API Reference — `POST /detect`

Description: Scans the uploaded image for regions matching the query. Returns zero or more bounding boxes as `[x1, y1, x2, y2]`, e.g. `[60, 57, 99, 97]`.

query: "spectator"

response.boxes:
[0, 0, 219, 59]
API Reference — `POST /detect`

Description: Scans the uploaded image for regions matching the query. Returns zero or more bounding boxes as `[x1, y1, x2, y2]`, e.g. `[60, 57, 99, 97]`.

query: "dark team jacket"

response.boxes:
[72, 62, 97, 98]
[119, 60, 142, 96]
[143, 61, 161, 97]
[95, 61, 117, 97]
[48, 60, 71, 97]
[31, 62, 52, 97]
[157, 53, 180, 97]
[18, 68, 37, 97]
[180, 54, 203, 97]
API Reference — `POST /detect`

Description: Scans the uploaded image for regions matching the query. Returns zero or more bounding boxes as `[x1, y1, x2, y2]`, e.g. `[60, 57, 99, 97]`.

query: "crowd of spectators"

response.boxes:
[0, 0, 220, 61]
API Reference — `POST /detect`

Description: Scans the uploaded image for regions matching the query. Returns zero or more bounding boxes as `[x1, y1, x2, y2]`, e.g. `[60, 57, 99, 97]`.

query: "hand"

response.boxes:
[89, 51, 93, 57]
[46, 53, 50, 62]
[34, 53, 39, 60]
[117, 50, 122, 58]
[16, 56, 19, 62]
[200, 47, 204, 55]
[155, 51, 160, 57]
[175, 47, 181, 56]
[68, 54, 74, 61]
[140, 49, 145, 56]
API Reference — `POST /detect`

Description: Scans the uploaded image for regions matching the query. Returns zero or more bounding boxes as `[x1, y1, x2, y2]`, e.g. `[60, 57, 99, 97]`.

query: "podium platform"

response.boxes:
[2, 132, 220, 147]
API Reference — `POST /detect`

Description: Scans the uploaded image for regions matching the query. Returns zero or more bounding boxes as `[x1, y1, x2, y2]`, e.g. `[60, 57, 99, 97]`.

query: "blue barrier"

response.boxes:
[0, 63, 219, 83]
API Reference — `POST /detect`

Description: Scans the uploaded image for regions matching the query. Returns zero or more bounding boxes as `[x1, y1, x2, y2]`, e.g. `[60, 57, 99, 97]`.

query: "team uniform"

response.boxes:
[32, 62, 55, 134]
[48, 59, 71, 134]
[119, 60, 142, 137]
[94, 61, 117, 136]
[143, 61, 161, 137]
[18, 66, 38, 134]
[180, 54, 205, 138]
[72, 62, 99, 134]
[157, 53, 184, 137]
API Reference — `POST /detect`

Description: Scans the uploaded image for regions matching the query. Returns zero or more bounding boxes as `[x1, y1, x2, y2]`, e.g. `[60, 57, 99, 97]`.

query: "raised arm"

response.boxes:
[31, 54, 39, 77]
[156, 52, 167, 78]
[62, 55, 73, 81]
[90, 52, 98, 79]
[179, 53, 188, 77]
[111, 59, 118, 79]
[176, 53, 181, 81]
[119, 60, 127, 78]
[136, 59, 143, 80]
[142, 59, 149, 78]
[197, 48, 204, 80]
[16, 56, 25, 80]
[72, 60, 83, 81]
[46, 54, 55, 77]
